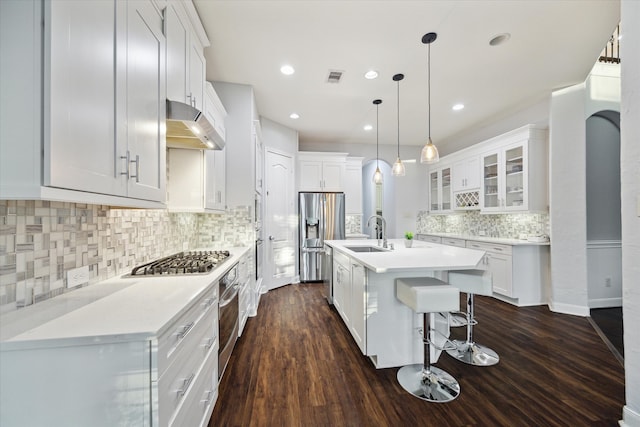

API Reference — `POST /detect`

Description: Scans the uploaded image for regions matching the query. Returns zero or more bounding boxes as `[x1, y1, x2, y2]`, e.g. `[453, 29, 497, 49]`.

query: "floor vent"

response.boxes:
[327, 70, 344, 83]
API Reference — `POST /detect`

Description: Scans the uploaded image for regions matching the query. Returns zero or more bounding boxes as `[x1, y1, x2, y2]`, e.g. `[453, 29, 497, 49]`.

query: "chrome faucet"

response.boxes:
[367, 215, 387, 248]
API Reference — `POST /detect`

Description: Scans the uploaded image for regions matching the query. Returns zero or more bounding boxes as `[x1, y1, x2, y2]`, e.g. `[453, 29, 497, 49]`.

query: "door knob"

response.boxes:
[269, 235, 275, 240]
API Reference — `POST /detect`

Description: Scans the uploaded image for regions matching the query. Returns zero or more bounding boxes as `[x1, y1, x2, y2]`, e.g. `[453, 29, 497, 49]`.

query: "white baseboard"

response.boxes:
[548, 301, 590, 316]
[589, 297, 623, 309]
[620, 406, 640, 427]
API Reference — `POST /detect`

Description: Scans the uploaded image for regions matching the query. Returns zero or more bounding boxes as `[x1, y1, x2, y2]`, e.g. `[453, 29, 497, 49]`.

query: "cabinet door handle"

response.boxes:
[130, 155, 140, 183]
[120, 151, 130, 179]
[493, 247, 503, 252]
[176, 373, 195, 397]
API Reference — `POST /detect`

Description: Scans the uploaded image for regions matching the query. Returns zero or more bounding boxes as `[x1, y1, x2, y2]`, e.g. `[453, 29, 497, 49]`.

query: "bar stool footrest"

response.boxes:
[446, 340, 499, 366]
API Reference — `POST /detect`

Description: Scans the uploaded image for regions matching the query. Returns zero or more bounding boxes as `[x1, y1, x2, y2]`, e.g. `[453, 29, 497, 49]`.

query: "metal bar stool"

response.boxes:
[446, 269, 500, 366]
[395, 277, 461, 403]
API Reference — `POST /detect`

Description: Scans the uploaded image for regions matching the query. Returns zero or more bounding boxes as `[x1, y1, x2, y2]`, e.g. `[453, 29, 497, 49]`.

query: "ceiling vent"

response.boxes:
[326, 70, 344, 83]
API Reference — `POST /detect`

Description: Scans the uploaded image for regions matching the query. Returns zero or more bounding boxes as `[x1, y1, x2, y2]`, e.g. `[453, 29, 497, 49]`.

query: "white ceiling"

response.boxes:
[193, 0, 620, 152]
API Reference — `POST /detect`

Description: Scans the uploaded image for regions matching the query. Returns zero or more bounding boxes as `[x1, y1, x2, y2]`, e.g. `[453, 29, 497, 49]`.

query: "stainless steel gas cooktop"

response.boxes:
[130, 250, 230, 276]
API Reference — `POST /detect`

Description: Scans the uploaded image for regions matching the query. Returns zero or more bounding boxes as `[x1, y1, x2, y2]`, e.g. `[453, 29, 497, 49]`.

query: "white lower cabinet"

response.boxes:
[238, 252, 252, 336]
[465, 240, 549, 305]
[332, 251, 366, 353]
[0, 284, 219, 427]
[350, 261, 367, 353]
[332, 250, 351, 326]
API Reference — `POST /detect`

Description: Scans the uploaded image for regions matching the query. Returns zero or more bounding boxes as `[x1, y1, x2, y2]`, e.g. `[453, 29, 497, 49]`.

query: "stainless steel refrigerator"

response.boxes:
[299, 192, 345, 282]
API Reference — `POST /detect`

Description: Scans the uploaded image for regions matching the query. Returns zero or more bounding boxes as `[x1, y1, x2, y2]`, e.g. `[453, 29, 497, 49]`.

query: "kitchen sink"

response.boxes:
[344, 246, 388, 253]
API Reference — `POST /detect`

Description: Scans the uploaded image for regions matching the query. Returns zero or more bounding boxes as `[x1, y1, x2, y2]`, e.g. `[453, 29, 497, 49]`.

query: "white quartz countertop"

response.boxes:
[325, 239, 486, 273]
[0, 246, 251, 349]
[418, 232, 550, 246]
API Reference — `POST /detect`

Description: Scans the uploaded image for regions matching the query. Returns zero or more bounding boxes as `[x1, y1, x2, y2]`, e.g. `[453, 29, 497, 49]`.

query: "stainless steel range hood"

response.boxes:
[165, 99, 225, 150]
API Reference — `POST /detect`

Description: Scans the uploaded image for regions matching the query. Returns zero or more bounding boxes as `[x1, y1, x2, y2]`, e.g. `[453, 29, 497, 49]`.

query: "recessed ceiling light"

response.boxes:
[363, 124, 373, 131]
[280, 65, 295, 75]
[364, 70, 379, 80]
[452, 103, 465, 111]
[289, 113, 300, 119]
[489, 33, 511, 46]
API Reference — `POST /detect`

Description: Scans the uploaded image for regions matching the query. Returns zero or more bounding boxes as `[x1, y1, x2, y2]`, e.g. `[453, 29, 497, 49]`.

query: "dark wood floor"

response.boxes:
[590, 307, 624, 362]
[209, 283, 625, 427]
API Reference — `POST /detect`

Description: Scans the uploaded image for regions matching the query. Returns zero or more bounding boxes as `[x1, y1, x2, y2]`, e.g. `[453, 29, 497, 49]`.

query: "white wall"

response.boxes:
[548, 63, 621, 316]
[261, 117, 298, 154]
[621, 1, 640, 425]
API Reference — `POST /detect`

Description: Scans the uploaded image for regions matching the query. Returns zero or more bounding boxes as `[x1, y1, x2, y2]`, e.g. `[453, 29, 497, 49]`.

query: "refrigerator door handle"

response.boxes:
[302, 247, 325, 254]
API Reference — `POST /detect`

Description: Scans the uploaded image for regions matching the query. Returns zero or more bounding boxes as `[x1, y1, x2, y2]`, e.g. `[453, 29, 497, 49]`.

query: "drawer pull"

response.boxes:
[203, 337, 215, 350]
[201, 390, 214, 406]
[203, 297, 216, 308]
[177, 322, 195, 339]
[493, 247, 503, 251]
[471, 244, 480, 248]
[176, 373, 195, 397]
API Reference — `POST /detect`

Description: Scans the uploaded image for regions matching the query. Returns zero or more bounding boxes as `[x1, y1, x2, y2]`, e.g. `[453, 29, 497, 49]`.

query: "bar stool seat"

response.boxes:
[395, 277, 460, 403]
[446, 270, 499, 366]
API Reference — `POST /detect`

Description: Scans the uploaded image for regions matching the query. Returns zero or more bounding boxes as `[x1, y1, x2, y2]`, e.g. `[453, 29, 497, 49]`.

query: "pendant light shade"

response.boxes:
[372, 99, 384, 184]
[392, 73, 405, 177]
[420, 32, 440, 164]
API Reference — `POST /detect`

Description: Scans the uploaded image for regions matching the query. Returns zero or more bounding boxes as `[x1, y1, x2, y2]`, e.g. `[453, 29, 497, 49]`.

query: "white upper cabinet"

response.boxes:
[123, 0, 166, 202]
[344, 157, 363, 215]
[165, 1, 189, 104]
[254, 122, 264, 194]
[208, 149, 226, 212]
[167, 148, 225, 213]
[165, 0, 208, 111]
[1, 0, 166, 206]
[204, 82, 227, 145]
[298, 152, 347, 192]
[428, 165, 452, 213]
[452, 156, 480, 193]
[480, 126, 547, 213]
[46, 0, 122, 197]
[428, 125, 547, 215]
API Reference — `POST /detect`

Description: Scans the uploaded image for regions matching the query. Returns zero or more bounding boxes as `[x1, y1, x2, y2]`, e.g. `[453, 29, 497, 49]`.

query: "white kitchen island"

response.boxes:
[325, 239, 485, 369]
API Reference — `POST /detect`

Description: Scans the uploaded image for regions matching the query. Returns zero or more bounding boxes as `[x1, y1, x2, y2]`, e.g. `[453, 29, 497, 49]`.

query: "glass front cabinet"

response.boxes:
[481, 142, 528, 212]
[428, 165, 452, 213]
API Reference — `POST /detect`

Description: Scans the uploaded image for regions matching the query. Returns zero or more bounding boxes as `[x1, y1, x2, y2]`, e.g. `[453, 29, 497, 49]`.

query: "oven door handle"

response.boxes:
[219, 283, 240, 308]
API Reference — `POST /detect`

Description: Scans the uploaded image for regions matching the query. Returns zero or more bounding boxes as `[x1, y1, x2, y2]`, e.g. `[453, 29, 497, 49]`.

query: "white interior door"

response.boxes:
[265, 149, 296, 290]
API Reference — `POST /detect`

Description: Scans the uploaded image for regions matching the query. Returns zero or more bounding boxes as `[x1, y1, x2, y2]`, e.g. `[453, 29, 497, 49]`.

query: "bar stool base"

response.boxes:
[397, 364, 460, 403]
[446, 341, 499, 366]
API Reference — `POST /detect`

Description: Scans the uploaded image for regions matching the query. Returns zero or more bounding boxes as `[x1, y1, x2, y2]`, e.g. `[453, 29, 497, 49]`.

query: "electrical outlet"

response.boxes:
[605, 277, 612, 288]
[67, 266, 90, 288]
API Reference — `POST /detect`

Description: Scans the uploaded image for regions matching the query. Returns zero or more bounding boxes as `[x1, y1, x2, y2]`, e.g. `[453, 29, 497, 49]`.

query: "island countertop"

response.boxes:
[325, 239, 486, 273]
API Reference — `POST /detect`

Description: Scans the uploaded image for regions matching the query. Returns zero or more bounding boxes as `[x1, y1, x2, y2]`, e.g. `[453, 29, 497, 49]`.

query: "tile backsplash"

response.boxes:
[346, 214, 362, 234]
[416, 210, 549, 238]
[0, 200, 253, 312]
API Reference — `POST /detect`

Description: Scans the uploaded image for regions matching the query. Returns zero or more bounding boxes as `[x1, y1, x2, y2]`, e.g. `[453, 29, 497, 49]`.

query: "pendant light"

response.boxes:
[392, 74, 406, 176]
[372, 99, 384, 184]
[420, 32, 440, 164]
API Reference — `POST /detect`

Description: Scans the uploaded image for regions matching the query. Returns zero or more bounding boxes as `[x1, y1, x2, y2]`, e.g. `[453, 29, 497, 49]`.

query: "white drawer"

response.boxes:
[441, 237, 466, 247]
[169, 344, 218, 427]
[157, 285, 217, 376]
[333, 250, 351, 270]
[465, 240, 512, 255]
[158, 302, 217, 425]
[417, 234, 442, 244]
